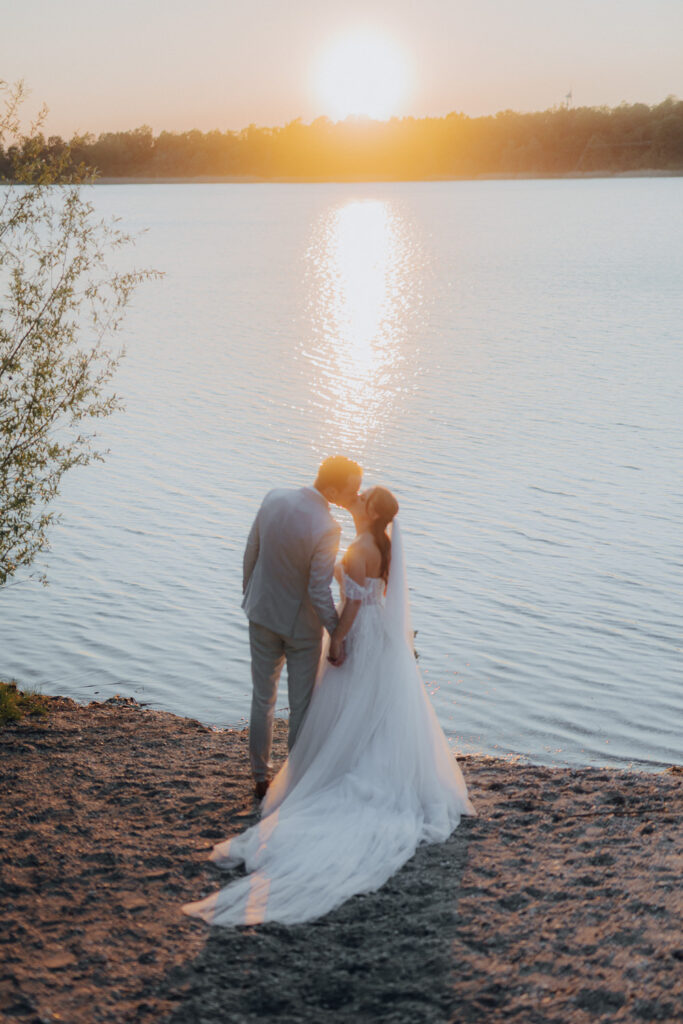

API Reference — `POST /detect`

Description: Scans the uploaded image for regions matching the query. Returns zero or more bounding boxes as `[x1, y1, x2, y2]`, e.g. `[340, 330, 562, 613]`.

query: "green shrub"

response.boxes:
[0, 681, 49, 726]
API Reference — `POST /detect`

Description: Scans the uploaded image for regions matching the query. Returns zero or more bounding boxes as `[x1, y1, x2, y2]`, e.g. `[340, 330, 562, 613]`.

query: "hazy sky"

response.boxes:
[2, 0, 682, 137]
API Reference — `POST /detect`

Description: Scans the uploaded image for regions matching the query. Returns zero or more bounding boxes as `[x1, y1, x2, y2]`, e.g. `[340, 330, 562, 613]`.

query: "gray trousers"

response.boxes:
[248, 621, 322, 782]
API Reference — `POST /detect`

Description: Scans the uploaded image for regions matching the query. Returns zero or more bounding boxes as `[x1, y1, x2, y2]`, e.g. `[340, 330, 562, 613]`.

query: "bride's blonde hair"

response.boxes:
[368, 487, 399, 582]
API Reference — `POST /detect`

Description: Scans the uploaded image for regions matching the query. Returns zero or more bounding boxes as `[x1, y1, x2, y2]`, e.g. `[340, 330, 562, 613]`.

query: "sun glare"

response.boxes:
[314, 32, 410, 121]
[303, 199, 414, 453]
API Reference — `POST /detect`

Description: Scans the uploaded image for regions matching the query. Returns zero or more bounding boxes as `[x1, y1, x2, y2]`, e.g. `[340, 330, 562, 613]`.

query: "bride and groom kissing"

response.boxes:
[183, 456, 474, 927]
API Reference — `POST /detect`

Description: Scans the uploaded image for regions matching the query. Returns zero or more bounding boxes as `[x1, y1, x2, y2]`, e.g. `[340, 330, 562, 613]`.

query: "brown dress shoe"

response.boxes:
[254, 779, 270, 799]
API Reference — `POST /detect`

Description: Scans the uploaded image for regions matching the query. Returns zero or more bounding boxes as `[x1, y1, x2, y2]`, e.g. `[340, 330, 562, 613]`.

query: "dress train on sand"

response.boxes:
[182, 523, 474, 926]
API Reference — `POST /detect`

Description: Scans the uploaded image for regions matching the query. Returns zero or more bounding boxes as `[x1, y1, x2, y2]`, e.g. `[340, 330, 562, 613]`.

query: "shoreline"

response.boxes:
[90, 169, 683, 185]
[1, 694, 680, 1023]
[11, 686, 675, 775]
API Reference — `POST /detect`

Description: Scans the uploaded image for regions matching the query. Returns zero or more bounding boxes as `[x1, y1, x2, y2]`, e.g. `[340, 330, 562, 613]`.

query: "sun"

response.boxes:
[314, 32, 411, 121]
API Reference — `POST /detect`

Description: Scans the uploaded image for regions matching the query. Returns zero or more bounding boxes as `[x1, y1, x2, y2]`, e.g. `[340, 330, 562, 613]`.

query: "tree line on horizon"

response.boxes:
[1, 98, 682, 181]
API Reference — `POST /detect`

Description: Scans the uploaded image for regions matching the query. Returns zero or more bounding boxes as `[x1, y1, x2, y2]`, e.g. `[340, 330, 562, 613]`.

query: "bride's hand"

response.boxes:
[328, 635, 345, 666]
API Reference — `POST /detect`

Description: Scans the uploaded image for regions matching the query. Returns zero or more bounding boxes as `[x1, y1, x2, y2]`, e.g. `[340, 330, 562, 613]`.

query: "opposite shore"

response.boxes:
[1, 693, 681, 1023]
[92, 169, 683, 184]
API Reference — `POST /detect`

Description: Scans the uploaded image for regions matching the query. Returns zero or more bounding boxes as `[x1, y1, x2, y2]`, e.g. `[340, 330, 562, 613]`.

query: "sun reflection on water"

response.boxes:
[303, 198, 419, 457]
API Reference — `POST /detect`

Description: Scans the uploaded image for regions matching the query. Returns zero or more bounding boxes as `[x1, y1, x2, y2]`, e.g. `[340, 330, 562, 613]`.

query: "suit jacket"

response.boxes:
[242, 487, 340, 639]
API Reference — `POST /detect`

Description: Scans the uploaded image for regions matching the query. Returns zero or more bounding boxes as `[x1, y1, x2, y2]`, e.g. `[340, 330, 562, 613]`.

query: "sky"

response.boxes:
[2, 0, 682, 138]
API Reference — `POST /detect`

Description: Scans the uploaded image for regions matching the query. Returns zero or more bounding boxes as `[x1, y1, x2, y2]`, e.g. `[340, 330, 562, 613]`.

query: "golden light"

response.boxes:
[314, 32, 411, 121]
[302, 198, 413, 455]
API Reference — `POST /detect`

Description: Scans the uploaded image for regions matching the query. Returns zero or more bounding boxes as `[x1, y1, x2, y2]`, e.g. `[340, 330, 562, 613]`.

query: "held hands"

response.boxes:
[328, 633, 345, 667]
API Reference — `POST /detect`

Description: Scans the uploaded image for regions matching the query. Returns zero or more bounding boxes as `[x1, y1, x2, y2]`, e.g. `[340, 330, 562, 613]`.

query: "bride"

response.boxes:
[183, 487, 474, 926]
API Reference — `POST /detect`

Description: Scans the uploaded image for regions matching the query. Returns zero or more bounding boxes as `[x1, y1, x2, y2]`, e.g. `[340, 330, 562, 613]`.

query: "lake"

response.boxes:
[2, 178, 681, 770]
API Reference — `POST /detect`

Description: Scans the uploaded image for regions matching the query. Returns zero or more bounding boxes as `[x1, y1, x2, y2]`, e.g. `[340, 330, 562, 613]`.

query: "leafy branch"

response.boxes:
[0, 81, 161, 586]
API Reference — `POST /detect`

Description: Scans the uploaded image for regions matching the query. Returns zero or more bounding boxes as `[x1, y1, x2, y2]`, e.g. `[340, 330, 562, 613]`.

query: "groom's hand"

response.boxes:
[328, 635, 345, 667]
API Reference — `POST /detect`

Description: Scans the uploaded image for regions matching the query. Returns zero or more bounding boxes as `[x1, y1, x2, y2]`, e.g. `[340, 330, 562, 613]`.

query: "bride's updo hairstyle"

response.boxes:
[367, 487, 399, 582]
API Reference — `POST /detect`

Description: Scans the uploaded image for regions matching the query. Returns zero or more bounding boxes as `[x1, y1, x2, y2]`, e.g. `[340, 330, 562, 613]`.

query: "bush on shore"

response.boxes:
[0, 681, 50, 726]
[0, 80, 158, 588]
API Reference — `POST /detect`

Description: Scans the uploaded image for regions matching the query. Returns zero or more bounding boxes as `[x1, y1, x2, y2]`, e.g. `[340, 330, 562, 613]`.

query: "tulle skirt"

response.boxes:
[182, 605, 474, 926]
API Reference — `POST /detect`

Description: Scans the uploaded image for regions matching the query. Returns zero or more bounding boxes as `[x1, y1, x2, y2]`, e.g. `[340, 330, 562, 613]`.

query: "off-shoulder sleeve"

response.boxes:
[343, 573, 366, 601]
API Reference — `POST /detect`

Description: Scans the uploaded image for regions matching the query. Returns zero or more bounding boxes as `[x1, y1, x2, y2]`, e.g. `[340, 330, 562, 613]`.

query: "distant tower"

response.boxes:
[565, 89, 573, 109]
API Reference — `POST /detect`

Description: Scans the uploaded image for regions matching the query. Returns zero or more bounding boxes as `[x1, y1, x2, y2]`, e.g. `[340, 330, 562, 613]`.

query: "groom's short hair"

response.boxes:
[315, 456, 362, 491]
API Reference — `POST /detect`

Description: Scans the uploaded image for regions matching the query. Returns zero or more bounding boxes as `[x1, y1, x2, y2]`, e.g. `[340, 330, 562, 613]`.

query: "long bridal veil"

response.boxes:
[384, 519, 414, 652]
[183, 520, 474, 927]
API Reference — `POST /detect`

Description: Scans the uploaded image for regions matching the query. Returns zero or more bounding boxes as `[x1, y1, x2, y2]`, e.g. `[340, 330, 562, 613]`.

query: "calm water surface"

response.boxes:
[2, 179, 681, 770]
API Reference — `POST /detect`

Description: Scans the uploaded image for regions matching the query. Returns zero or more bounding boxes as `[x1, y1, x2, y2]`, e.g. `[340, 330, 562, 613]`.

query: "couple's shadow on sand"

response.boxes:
[162, 820, 474, 1024]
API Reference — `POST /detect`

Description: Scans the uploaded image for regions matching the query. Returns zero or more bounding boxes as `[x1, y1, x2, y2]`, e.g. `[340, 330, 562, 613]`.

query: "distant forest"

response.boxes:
[2, 98, 682, 181]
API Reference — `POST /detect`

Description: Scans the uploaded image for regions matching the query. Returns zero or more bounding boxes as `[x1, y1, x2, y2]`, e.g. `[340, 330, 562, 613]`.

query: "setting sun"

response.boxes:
[314, 32, 411, 121]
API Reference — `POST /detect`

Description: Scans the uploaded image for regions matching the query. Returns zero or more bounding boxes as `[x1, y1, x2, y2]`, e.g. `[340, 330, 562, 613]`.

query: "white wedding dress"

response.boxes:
[183, 522, 474, 927]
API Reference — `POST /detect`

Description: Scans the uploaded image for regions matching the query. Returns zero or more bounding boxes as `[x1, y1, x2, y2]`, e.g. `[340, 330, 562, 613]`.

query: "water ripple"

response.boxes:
[1, 180, 682, 769]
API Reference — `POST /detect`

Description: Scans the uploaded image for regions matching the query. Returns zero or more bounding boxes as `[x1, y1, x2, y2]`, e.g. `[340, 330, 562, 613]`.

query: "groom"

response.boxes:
[242, 455, 362, 798]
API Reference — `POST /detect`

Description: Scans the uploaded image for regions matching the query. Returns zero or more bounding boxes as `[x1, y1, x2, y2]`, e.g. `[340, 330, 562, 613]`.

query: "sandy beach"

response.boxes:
[1, 696, 680, 1023]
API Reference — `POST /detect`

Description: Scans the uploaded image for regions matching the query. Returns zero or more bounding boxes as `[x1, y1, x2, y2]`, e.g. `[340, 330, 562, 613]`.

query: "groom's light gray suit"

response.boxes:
[242, 486, 341, 781]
